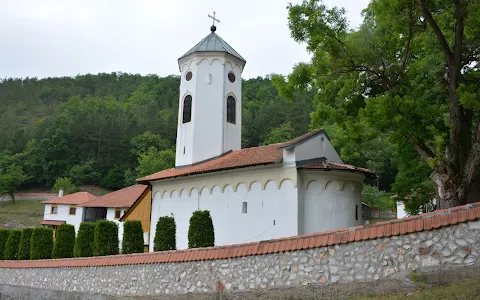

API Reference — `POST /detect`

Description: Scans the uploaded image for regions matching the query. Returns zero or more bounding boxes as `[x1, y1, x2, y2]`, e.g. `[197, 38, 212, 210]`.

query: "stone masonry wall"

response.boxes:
[0, 220, 479, 297]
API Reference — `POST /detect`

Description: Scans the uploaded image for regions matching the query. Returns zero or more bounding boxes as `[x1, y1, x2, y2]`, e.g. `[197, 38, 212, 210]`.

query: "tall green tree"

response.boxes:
[0, 151, 27, 204]
[277, 0, 480, 210]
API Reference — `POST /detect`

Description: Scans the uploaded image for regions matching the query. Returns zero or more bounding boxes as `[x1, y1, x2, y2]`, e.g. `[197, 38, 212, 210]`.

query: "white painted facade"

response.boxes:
[175, 52, 245, 167]
[43, 204, 85, 234]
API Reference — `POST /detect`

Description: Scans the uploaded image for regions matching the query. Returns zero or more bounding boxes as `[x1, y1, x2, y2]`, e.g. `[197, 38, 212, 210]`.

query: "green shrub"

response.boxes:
[122, 220, 144, 254]
[93, 220, 119, 256]
[18, 228, 34, 260]
[188, 210, 214, 249]
[154, 216, 176, 251]
[4, 230, 22, 260]
[0, 229, 9, 260]
[52, 224, 75, 258]
[74, 222, 95, 257]
[30, 227, 54, 260]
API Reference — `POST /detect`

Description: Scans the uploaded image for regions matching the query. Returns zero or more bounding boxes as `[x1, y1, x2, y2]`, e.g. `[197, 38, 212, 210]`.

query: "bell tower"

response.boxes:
[175, 13, 246, 167]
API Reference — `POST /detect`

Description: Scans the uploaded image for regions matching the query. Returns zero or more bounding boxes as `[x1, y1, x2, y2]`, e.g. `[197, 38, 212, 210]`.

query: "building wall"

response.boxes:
[299, 170, 365, 235]
[293, 132, 343, 163]
[43, 204, 84, 234]
[1, 219, 479, 297]
[106, 207, 128, 250]
[176, 54, 244, 166]
[123, 189, 152, 234]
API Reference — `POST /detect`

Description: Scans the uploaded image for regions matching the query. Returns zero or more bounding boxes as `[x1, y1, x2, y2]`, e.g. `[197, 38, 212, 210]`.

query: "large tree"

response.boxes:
[276, 0, 480, 209]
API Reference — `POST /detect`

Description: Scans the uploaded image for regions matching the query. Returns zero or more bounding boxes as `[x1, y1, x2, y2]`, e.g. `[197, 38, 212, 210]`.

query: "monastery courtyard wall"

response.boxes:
[0, 202, 479, 299]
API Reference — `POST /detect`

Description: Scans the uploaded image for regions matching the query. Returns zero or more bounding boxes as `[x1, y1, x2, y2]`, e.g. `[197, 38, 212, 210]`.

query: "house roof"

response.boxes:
[299, 161, 375, 174]
[40, 220, 65, 226]
[79, 185, 149, 208]
[178, 32, 245, 62]
[137, 129, 374, 183]
[41, 192, 96, 205]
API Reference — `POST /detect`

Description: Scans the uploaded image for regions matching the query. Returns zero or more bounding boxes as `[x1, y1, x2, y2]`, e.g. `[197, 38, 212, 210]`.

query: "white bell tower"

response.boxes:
[175, 14, 246, 167]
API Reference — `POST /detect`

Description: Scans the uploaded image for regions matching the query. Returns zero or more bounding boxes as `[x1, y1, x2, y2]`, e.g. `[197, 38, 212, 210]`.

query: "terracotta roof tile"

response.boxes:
[40, 220, 66, 226]
[298, 161, 374, 174]
[42, 192, 96, 205]
[79, 185, 148, 208]
[2, 202, 479, 269]
[278, 128, 324, 149]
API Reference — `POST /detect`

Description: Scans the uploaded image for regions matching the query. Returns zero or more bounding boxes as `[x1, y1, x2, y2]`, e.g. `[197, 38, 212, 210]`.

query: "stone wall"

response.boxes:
[0, 219, 478, 297]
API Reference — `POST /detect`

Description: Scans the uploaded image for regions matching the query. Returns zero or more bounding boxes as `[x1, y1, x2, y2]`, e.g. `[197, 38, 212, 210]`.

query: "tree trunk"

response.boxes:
[9, 192, 15, 204]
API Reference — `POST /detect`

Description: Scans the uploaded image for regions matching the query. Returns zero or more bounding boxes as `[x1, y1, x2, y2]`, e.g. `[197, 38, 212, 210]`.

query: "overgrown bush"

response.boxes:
[18, 228, 34, 260]
[74, 222, 95, 257]
[52, 224, 75, 258]
[93, 220, 119, 256]
[154, 216, 176, 251]
[4, 230, 21, 260]
[0, 229, 9, 260]
[188, 210, 214, 249]
[122, 220, 144, 254]
[30, 227, 54, 260]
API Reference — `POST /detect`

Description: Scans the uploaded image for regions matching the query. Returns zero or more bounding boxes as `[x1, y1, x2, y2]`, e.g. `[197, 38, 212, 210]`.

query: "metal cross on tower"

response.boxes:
[208, 11, 220, 26]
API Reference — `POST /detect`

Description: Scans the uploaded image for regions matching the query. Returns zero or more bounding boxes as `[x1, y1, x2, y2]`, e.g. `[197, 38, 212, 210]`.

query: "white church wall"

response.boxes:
[148, 166, 299, 251]
[43, 204, 84, 234]
[300, 170, 364, 234]
[293, 133, 343, 163]
[222, 61, 242, 152]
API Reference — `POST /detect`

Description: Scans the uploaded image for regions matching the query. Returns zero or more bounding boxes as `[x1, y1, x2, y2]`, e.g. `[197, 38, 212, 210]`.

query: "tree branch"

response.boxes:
[461, 119, 480, 199]
[409, 137, 436, 163]
[417, 0, 453, 61]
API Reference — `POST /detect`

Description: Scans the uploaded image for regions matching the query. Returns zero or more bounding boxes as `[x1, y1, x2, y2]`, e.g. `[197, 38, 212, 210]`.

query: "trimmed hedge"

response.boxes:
[188, 210, 214, 249]
[52, 224, 75, 258]
[18, 228, 34, 260]
[122, 220, 144, 254]
[93, 220, 119, 256]
[154, 216, 176, 251]
[74, 222, 95, 257]
[30, 227, 54, 260]
[4, 230, 22, 260]
[0, 229, 9, 260]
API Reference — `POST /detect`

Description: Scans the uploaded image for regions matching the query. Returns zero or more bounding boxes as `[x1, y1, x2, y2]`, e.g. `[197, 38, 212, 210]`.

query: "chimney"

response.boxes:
[58, 188, 64, 198]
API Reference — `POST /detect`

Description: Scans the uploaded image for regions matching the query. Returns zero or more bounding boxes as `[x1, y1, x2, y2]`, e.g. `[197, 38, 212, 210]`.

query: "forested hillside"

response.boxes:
[0, 73, 316, 192]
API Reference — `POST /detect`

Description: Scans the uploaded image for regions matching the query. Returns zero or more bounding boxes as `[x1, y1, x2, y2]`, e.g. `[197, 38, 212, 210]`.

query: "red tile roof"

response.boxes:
[2, 202, 479, 269]
[79, 185, 148, 208]
[278, 128, 324, 149]
[41, 192, 96, 205]
[299, 161, 374, 174]
[137, 143, 284, 182]
[40, 220, 65, 226]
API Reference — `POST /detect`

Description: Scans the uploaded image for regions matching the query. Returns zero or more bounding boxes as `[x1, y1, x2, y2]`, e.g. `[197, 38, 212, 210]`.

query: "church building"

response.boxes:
[127, 21, 374, 251]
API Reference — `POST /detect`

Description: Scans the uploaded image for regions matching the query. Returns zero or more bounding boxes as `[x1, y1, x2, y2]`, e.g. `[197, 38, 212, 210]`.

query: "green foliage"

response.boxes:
[30, 227, 54, 260]
[280, 0, 480, 208]
[0, 229, 9, 260]
[188, 210, 214, 249]
[136, 147, 175, 178]
[4, 230, 21, 260]
[93, 220, 119, 256]
[122, 220, 144, 254]
[18, 228, 34, 260]
[262, 122, 295, 145]
[68, 159, 99, 186]
[0, 151, 28, 203]
[154, 216, 176, 251]
[362, 185, 395, 211]
[52, 224, 75, 258]
[74, 222, 95, 258]
[53, 177, 76, 195]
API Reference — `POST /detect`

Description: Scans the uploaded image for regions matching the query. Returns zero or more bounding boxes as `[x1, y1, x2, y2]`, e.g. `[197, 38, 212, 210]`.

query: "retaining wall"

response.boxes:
[0, 202, 479, 297]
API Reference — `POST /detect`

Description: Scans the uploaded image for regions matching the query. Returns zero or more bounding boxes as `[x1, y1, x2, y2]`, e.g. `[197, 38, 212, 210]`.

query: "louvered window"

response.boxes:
[183, 95, 192, 123]
[227, 96, 236, 124]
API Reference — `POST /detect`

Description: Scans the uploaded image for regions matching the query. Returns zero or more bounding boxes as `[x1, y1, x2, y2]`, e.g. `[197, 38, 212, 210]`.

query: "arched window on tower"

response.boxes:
[227, 95, 236, 124]
[183, 95, 192, 123]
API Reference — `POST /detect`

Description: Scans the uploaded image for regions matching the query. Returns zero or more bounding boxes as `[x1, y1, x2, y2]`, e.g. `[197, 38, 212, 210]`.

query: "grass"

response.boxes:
[355, 280, 480, 299]
[0, 200, 44, 227]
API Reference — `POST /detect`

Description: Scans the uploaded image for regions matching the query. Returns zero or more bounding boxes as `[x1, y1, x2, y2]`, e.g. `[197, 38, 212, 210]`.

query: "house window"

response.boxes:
[51, 204, 58, 215]
[228, 72, 236, 83]
[227, 95, 236, 124]
[69, 205, 76, 216]
[242, 202, 247, 214]
[114, 208, 122, 220]
[186, 71, 193, 81]
[183, 95, 192, 123]
[355, 205, 359, 220]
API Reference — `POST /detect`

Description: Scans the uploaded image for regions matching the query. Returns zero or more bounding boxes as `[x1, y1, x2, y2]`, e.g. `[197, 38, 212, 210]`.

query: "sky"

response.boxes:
[0, 0, 370, 79]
